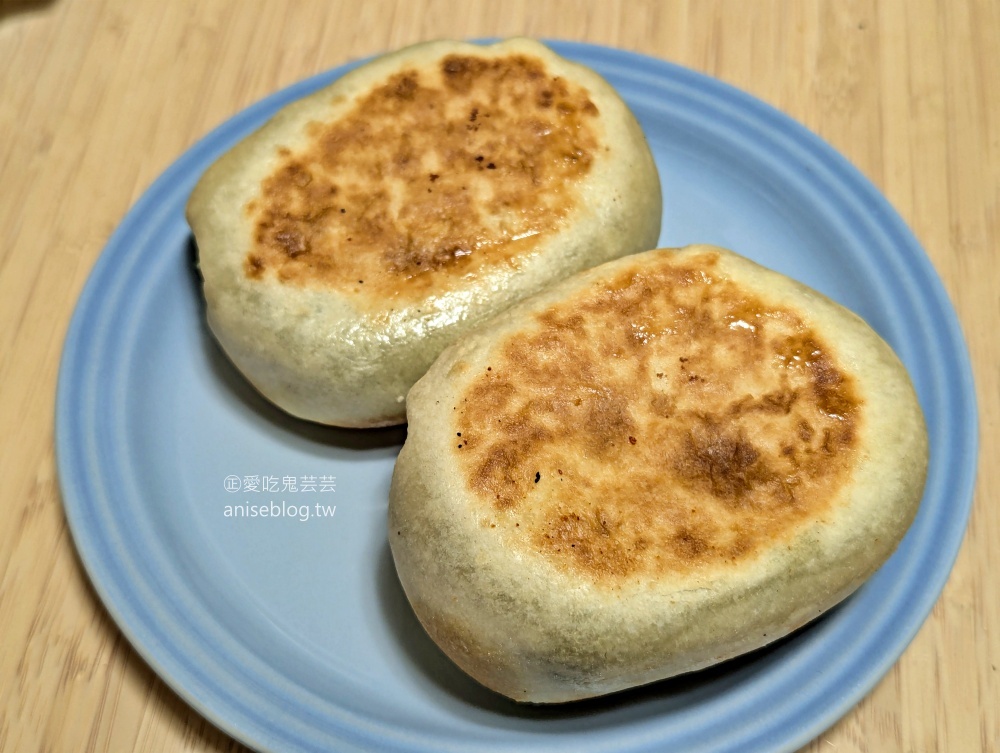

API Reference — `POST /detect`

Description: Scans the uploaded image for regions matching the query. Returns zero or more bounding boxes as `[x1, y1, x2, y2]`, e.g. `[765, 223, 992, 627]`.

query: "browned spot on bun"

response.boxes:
[674, 420, 775, 503]
[244, 53, 601, 300]
[453, 250, 863, 583]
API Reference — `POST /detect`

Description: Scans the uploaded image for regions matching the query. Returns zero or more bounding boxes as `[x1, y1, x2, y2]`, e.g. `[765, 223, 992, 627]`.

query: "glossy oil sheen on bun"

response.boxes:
[388, 245, 928, 703]
[186, 38, 661, 427]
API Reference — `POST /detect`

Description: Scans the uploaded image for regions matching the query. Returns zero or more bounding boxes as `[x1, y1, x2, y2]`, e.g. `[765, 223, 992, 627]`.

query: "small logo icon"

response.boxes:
[224, 475, 241, 493]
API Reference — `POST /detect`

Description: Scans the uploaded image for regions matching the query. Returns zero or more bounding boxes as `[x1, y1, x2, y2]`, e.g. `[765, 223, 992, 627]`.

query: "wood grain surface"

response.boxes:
[1, 1, 996, 751]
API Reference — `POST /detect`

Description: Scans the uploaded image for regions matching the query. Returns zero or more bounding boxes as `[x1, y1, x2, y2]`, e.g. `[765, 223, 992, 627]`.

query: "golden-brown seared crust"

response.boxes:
[389, 245, 928, 703]
[187, 38, 661, 427]
[245, 54, 602, 302]
[453, 248, 861, 583]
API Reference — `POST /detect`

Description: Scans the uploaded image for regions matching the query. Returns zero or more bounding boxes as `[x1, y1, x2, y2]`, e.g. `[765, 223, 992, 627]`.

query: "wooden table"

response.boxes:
[1, 1, 996, 750]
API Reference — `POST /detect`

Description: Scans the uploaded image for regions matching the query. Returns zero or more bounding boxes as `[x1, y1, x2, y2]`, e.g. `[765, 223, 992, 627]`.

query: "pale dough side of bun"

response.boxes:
[389, 245, 928, 703]
[187, 38, 661, 427]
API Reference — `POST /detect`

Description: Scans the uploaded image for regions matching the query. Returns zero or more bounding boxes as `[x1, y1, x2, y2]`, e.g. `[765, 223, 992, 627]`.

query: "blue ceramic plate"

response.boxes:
[56, 42, 977, 753]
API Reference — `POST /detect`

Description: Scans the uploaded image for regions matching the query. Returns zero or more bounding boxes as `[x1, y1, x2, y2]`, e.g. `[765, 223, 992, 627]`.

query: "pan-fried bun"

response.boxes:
[187, 38, 661, 427]
[388, 245, 928, 703]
